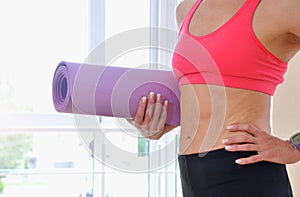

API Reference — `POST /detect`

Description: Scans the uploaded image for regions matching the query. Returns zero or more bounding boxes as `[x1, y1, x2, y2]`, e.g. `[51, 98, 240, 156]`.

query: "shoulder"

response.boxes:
[259, 0, 300, 50]
[264, 0, 300, 42]
[175, 0, 197, 28]
[286, 0, 300, 43]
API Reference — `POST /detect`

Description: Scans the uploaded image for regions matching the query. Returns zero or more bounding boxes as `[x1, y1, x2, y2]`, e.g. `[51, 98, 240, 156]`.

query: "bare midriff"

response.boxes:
[179, 84, 271, 155]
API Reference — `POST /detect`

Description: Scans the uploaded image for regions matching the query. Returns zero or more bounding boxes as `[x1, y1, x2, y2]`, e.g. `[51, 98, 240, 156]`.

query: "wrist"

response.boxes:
[289, 132, 300, 162]
[289, 132, 300, 151]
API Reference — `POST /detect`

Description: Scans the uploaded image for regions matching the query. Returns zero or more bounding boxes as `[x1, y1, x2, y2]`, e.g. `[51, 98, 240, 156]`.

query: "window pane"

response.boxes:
[0, 0, 88, 113]
[0, 1, 90, 196]
[91, 1, 151, 197]
[0, 131, 93, 197]
[0, 113, 94, 197]
[105, 0, 150, 68]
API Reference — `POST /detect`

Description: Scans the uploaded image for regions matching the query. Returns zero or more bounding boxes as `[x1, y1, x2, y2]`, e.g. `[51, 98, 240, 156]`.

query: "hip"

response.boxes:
[178, 148, 293, 197]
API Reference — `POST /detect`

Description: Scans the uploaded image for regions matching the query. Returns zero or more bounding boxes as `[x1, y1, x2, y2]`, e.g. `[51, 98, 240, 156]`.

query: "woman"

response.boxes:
[129, 0, 300, 196]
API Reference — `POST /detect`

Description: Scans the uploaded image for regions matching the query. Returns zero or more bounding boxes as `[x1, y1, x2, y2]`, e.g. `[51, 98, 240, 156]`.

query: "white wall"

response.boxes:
[273, 52, 300, 197]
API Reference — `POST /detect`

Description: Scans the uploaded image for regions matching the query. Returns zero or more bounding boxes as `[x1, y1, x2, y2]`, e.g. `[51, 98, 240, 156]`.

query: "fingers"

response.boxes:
[158, 100, 168, 127]
[225, 143, 258, 152]
[222, 135, 256, 146]
[149, 94, 162, 130]
[133, 92, 168, 139]
[150, 94, 168, 126]
[226, 123, 261, 137]
[134, 96, 147, 126]
[223, 123, 277, 165]
[143, 92, 155, 125]
[235, 154, 263, 165]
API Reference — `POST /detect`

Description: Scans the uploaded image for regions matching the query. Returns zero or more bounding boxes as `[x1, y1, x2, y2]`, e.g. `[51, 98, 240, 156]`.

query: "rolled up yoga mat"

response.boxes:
[52, 61, 180, 126]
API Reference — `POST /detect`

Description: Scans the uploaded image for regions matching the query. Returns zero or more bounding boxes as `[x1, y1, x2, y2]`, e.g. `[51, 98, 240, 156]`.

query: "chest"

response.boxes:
[187, 0, 291, 62]
[189, 0, 247, 37]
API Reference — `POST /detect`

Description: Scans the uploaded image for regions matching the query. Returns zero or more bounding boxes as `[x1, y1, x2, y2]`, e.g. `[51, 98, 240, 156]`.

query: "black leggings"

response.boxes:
[178, 148, 293, 197]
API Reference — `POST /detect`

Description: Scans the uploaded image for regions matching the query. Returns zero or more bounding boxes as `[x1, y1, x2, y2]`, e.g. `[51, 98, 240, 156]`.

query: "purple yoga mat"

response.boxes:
[52, 61, 181, 126]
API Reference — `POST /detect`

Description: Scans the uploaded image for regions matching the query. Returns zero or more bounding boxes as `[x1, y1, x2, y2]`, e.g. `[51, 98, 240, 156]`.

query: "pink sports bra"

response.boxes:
[172, 0, 288, 95]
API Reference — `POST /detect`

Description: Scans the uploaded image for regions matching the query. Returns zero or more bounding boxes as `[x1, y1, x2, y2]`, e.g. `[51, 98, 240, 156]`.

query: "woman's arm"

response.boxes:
[128, 92, 177, 140]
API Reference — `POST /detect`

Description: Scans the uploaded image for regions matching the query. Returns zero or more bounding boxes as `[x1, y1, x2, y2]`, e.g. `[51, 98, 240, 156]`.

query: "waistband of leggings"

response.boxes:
[178, 148, 257, 160]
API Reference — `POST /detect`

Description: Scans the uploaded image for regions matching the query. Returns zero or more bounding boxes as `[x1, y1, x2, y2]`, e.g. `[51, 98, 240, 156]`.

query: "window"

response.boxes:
[89, 0, 181, 197]
[0, 1, 91, 196]
[0, 0, 183, 196]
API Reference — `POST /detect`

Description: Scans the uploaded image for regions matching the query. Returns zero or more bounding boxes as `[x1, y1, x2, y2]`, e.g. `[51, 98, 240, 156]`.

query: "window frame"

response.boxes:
[88, 0, 181, 196]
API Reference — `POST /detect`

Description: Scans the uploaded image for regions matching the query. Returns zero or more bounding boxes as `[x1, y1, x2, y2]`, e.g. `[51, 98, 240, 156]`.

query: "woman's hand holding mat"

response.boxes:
[128, 92, 177, 140]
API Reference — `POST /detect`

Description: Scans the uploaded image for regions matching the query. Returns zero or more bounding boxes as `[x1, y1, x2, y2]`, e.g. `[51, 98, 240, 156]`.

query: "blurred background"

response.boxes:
[0, 0, 299, 196]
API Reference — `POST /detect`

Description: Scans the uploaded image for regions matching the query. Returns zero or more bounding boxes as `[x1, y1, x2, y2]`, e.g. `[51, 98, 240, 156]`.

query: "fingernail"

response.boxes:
[225, 146, 232, 150]
[226, 125, 234, 129]
[221, 139, 228, 144]
[164, 100, 168, 105]
[150, 92, 154, 97]
[157, 94, 161, 98]
[142, 97, 147, 103]
[235, 159, 241, 164]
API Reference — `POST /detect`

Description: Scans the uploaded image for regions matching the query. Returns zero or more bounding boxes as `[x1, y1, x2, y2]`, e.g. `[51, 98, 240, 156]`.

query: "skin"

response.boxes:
[130, 0, 300, 165]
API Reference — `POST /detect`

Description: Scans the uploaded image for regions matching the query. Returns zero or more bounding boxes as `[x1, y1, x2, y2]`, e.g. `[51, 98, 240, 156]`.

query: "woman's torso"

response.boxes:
[179, 85, 271, 154]
[176, 0, 299, 154]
